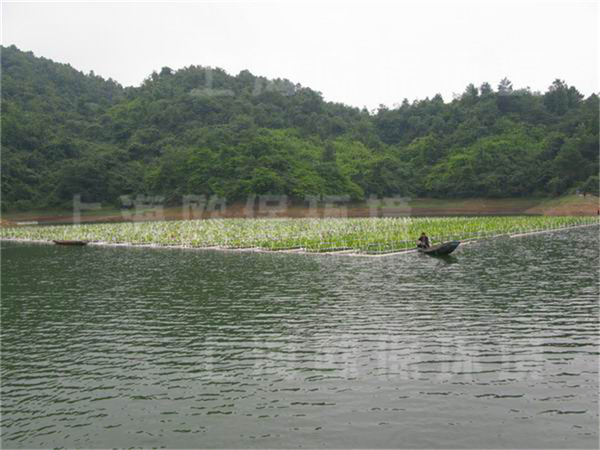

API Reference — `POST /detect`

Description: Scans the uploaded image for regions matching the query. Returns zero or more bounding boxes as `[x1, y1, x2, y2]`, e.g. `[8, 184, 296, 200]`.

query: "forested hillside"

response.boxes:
[1, 45, 598, 211]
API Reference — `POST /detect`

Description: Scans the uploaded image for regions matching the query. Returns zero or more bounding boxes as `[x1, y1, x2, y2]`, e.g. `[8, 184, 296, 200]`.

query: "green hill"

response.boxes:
[1, 45, 598, 211]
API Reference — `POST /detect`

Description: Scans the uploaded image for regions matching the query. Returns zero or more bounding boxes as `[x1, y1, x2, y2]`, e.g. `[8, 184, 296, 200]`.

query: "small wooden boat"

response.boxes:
[418, 240, 460, 256]
[53, 240, 88, 246]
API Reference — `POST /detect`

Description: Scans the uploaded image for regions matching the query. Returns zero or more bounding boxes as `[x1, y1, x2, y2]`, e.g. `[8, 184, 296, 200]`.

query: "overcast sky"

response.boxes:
[2, 1, 598, 109]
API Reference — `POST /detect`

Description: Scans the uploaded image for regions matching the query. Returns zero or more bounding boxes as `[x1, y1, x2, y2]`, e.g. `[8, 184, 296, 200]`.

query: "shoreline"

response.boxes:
[3, 195, 599, 226]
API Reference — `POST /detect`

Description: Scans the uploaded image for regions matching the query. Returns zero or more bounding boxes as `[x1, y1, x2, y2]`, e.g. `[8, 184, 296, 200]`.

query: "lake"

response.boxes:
[1, 226, 598, 448]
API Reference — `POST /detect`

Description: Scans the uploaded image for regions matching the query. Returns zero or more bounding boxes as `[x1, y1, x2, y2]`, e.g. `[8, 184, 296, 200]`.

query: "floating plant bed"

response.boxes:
[2, 216, 598, 255]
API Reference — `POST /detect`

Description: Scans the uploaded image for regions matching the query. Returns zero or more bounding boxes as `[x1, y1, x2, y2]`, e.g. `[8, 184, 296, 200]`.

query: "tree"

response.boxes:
[461, 83, 479, 105]
[544, 79, 582, 115]
[1, 44, 598, 211]
[479, 82, 493, 96]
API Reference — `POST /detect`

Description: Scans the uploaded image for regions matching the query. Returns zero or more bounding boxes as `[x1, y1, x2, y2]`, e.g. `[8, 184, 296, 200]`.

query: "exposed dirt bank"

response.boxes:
[3, 195, 598, 226]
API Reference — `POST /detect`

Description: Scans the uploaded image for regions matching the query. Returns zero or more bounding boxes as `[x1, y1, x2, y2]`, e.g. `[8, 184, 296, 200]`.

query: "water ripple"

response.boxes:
[1, 226, 598, 448]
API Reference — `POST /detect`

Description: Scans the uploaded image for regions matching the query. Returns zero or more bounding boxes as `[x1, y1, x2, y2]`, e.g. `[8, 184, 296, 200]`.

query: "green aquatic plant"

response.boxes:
[1, 216, 598, 254]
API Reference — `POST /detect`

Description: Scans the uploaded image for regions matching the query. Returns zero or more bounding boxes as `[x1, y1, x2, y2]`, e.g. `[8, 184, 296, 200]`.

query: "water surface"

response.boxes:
[1, 227, 598, 448]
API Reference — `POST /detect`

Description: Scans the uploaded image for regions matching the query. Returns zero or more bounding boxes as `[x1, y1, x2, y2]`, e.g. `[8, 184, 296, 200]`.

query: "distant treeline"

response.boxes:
[1, 45, 598, 211]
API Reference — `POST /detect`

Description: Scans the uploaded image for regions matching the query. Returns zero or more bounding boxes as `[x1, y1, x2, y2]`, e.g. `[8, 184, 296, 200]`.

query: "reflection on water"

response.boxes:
[1, 226, 598, 448]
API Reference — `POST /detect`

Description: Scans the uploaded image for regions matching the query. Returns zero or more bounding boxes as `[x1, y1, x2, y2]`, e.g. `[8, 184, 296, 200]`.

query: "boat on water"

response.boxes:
[53, 240, 89, 246]
[418, 240, 460, 256]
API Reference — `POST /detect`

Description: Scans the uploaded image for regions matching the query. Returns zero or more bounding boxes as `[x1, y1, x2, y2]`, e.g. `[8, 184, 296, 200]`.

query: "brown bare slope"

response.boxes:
[3, 195, 598, 226]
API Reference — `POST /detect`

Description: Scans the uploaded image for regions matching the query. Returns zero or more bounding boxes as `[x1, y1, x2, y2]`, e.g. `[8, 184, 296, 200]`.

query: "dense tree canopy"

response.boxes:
[1, 45, 598, 211]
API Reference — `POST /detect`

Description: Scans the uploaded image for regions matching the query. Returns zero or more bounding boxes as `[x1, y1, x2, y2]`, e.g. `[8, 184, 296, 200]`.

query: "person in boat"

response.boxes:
[417, 232, 431, 249]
